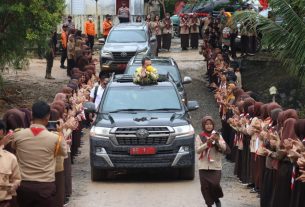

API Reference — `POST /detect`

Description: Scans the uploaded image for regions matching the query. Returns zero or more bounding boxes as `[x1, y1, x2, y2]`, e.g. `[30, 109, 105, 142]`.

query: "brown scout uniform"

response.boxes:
[0, 146, 21, 207]
[11, 124, 67, 207]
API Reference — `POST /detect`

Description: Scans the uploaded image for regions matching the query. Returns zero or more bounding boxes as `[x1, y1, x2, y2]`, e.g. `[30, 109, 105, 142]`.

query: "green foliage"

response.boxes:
[0, 0, 65, 68]
[232, 0, 305, 80]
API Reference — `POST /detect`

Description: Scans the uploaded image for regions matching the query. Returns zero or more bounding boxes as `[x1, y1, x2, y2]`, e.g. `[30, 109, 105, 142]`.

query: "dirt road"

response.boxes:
[67, 40, 260, 207]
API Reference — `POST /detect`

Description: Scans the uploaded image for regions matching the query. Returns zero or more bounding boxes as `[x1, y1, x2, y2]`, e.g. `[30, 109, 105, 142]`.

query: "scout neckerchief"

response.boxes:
[199, 131, 215, 162]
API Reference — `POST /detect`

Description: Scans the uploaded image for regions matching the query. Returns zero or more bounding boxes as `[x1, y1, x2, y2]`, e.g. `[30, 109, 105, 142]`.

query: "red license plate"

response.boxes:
[130, 147, 156, 155]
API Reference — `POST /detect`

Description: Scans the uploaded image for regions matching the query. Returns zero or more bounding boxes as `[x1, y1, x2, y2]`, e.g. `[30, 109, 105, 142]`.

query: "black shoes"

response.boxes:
[60, 65, 67, 69]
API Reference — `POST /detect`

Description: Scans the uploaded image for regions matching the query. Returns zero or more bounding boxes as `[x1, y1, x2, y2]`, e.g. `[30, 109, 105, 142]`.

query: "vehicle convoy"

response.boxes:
[124, 55, 192, 103]
[86, 74, 199, 181]
[100, 23, 157, 73]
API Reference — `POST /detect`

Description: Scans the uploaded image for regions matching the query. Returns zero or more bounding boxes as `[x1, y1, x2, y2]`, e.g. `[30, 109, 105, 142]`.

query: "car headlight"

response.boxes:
[101, 50, 112, 58]
[90, 126, 111, 139]
[137, 48, 148, 55]
[173, 124, 194, 138]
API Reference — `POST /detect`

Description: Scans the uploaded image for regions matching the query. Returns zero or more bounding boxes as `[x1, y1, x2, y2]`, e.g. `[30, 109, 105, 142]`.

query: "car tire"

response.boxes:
[91, 167, 108, 181]
[179, 165, 195, 180]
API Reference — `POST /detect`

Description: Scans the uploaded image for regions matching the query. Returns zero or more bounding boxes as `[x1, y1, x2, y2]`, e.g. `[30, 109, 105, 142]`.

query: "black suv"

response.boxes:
[86, 74, 199, 181]
[100, 23, 157, 73]
[124, 56, 192, 103]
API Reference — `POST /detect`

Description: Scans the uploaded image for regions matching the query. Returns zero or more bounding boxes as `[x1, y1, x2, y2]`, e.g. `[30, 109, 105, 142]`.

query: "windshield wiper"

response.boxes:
[148, 108, 180, 111]
[107, 109, 149, 113]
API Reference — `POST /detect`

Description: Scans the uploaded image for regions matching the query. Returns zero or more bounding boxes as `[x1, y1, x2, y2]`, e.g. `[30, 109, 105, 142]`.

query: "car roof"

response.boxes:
[113, 23, 147, 30]
[109, 74, 176, 87]
[130, 56, 175, 66]
[109, 81, 174, 87]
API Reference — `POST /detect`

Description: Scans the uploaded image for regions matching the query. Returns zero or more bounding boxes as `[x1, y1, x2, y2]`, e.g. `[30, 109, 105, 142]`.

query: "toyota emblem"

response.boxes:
[136, 129, 149, 139]
[121, 52, 127, 57]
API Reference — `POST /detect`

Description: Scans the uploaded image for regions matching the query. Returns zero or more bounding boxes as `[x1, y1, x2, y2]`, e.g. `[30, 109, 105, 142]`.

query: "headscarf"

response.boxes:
[294, 119, 305, 141]
[2, 109, 26, 130]
[270, 108, 283, 126]
[253, 102, 263, 117]
[260, 104, 269, 120]
[53, 93, 67, 103]
[267, 102, 281, 117]
[277, 109, 298, 129]
[201, 116, 215, 134]
[281, 118, 297, 142]
[18, 108, 32, 128]
[61, 87, 73, 95]
[51, 101, 65, 118]
[248, 105, 255, 117]
[242, 97, 255, 114]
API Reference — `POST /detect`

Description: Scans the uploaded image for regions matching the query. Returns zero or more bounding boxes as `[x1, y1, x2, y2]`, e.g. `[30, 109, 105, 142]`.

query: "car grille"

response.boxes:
[110, 156, 173, 164]
[112, 52, 136, 62]
[114, 127, 170, 146]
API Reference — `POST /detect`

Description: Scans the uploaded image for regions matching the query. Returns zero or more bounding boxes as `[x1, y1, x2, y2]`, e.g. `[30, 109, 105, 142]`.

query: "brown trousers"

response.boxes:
[17, 181, 56, 207]
[199, 169, 223, 206]
[0, 200, 12, 207]
[55, 171, 65, 207]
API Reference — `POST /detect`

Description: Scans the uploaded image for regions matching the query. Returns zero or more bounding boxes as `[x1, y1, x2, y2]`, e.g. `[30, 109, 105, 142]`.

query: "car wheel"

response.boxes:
[91, 167, 108, 181]
[179, 165, 195, 180]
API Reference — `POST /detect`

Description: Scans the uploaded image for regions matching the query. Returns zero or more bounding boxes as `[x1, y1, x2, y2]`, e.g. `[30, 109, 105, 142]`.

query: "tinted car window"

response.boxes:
[101, 86, 181, 112]
[126, 65, 181, 82]
[107, 30, 147, 43]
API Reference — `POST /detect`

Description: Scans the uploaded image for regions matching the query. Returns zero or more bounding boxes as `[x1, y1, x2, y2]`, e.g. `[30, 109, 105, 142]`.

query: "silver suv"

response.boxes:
[100, 23, 157, 73]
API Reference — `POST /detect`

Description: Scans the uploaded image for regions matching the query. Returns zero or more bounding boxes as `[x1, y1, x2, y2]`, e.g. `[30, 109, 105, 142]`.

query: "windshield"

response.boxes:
[107, 30, 147, 43]
[101, 86, 181, 113]
[126, 65, 181, 82]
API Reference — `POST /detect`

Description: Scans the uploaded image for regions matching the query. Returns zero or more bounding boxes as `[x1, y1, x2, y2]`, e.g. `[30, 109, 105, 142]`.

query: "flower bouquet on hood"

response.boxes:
[133, 65, 159, 85]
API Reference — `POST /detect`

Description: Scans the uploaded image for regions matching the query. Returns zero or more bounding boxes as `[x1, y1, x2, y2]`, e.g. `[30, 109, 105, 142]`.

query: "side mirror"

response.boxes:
[182, 76, 192, 84]
[83, 102, 96, 113]
[98, 38, 105, 44]
[187, 101, 199, 111]
[150, 36, 157, 42]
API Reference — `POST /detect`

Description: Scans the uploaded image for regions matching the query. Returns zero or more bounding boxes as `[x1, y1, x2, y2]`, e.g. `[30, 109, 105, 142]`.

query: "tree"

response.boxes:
[0, 0, 65, 69]
[233, 0, 305, 79]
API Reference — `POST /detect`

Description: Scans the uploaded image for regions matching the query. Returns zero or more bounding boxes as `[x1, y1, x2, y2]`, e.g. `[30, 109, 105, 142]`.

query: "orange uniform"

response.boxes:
[61, 31, 68, 49]
[103, 20, 112, 36]
[85, 21, 96, 36]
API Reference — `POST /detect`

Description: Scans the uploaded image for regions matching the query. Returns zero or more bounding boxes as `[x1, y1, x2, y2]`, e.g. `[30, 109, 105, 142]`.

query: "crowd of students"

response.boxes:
[0, 37, 103, 207]
[199, 12, 305, 207]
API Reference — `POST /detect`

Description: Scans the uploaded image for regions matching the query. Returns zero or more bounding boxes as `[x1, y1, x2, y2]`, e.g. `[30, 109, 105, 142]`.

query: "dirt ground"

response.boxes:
[0, 39, 260, 207]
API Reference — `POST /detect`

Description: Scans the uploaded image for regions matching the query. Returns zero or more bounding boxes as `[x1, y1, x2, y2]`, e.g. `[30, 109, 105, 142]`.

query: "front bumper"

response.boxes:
[90, 135, 195, 169]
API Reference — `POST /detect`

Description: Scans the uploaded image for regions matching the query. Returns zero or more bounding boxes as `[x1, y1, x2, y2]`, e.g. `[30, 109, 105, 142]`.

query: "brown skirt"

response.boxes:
[156, 35, 162, 50]
[180, 34, 189, 49]
[234, 149, 243, 179]
[199, 170, 223, 206]
[241, 136, 251, 183]
[289, 168, 305, 207]
[190, 33, 199, 48]
[64, 153, 72, 197]
[55, 171, 65, 207]
[250, 153, 256, 184]
[260, 168, 277, 207]
[271, 161, 293, 207]
[255, 155, 266, 190]
[162, 33, 171, 50]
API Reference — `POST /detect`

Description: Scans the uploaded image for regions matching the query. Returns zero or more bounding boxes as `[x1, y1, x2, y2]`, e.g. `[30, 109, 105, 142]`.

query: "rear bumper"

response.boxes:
[100, 60, 128, 73]
[90, 135, 195, 169]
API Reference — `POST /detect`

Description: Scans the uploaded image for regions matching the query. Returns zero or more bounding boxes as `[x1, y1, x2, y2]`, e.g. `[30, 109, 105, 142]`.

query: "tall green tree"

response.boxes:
[233, 0, 305, 79]
[0, 0, 65, 68]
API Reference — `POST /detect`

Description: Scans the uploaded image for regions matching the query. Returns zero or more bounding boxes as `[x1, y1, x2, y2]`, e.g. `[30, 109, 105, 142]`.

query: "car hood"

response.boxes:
[103, 43, 147, 52]
[95, 112, 190, 128]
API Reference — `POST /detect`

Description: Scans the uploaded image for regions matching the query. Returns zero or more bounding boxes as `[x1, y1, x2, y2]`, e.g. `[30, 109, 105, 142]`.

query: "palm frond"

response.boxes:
[232, 0, 305, 80]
